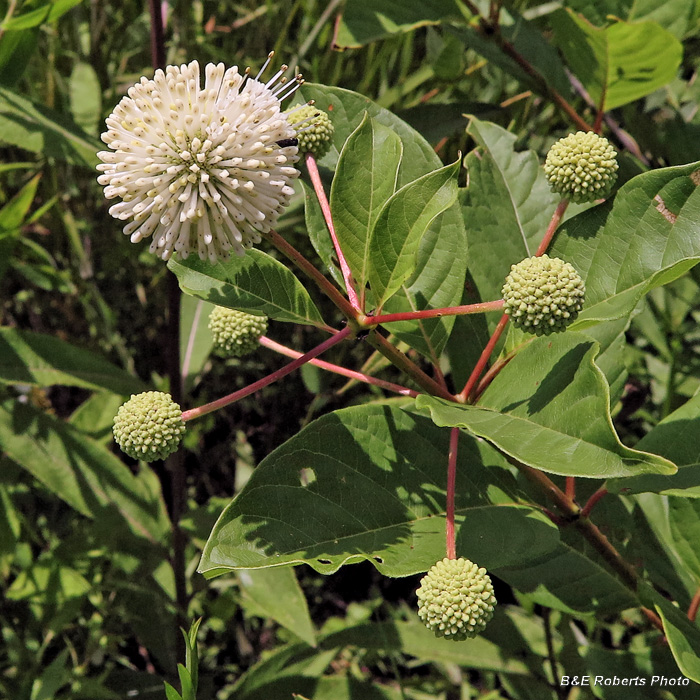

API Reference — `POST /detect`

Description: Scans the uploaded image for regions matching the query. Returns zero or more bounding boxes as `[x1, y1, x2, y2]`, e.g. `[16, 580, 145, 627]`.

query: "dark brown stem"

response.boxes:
[446, 427, 459, 559]
[263, 229, 359, 322]
[365, 331, 457, 403]
[147, 0, 166, 70]
[461, 1, 593, 132]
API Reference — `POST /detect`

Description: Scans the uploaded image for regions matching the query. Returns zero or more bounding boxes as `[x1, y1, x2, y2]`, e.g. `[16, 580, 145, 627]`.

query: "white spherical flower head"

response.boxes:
[97, 56, 302, 262]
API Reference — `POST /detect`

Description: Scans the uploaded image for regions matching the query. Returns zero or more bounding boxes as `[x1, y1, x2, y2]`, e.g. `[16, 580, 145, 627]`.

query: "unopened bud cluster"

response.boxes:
[502, 255, 585, 335]
[209, 307, 268, 357]
[544, 131, 618, 203]
[285, 105, 334, 158]
[417, 558, 496, 641]
[113, 391, 185, 461]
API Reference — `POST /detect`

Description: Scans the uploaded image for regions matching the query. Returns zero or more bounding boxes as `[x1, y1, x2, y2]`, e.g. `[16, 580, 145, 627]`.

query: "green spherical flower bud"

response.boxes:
[417, 558, 496, 641]
[113, 391, 185, 462]
[544, 131, 618, 203]
[208, 307, 268, 358]
[502, 254, 585, 335]
[285, 105, 334, 158]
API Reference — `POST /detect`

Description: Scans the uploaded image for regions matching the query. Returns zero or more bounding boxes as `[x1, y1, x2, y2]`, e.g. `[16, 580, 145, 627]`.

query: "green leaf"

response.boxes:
[298, 84, 468, 358]
[552, 161, 700, 328]
[550, 10, 683, 110]
[199, 403, 559, 578]
[69, 392, 125, 444]
[0, 173, 40, 279]
[0, 327, 147, 394]
[416, 334, 676, 479]
[180, 295, 215, 389]
[368, 160, 460, 308]
[168, 250, 327, 329]
[0, 28, 38, 87]
[0, 399, 170, 543]
[330, 113, 402, 295]
[69, 61, 101, 135]
[0, 86, 100, 166]
[237, 567, 316, 647]
[177, 665, 194, 700]
[164, 682, 183, 700]
[610, 393, 700, 496]
[461, 118, 561, 319]
[497, 541, 636, 614]
[1, 0, 83, 30]
[335, 0, 464, 48]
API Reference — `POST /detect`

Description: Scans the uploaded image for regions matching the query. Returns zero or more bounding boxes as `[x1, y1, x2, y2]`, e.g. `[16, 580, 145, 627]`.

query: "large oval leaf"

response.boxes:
[416, 334, 676, 479]
[168, 249, 326, 328]
[199, 403, 559, 578]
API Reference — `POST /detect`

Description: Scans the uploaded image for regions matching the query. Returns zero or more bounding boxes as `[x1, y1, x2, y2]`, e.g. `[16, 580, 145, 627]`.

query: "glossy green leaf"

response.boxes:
[416, 334, 676, 479]
[69, 61, 101, 135]
[551, 11, 683, 110]
[1, 0, 83, 30]
[0, 327, 147, 394]
[0, 86, 100, 167]
[610, 393, 700, 496]
[368, 160, 459, 308]
[330, 113, 402, 295]
[461, 118, 561, 315]
[237, 567, 316, 647]
[298, 84, 467, 357]
[335, 0, 464, 48]
[168, 250, 327, 329]
[0, 400, 169, 543]
[180, 295, 215, 389]
[199, 403, 559, 578]
[552, 162, 700, 328]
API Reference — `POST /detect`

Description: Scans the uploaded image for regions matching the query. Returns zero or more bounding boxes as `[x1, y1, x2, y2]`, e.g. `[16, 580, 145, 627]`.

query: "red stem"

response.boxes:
[458, 313, 510, 402]
[366, 300, 504, 326]
[305, 152, 361, 311]
[535, 199, 569, 257]
[181, 326, 352, 421]
[258, 335, 418, 397]
[688, 588, 700, 622]
[581, 487, 608, 518]
[565, 477, 576, 501]
[446, 427, 459, 559]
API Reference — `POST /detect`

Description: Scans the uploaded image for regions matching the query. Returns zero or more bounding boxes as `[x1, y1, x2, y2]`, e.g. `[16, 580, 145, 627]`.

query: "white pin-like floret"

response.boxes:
[97, 59, 302, 262]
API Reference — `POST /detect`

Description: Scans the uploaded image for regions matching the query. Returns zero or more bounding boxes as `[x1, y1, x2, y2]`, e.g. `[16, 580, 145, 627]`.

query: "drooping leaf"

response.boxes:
[416, 334, 676, 479]
[1, 0, 84, 30]
[610, 393, 700, 497]
[237, 567, 316, 647]
[552, 161, 700, 328]
[180, 295, 215, 389]
[550, 10, 683, 110]
[199, 403, 559, 578]
[0, 86, 100, 167]
[368, 160, 460, 308]
[69, 61, 101, 135]
[330, 113, 402, 296]
[0, 400, 169, 543]
[335, 0, 464, 48]
[0, 327, 146, 394]
[168, 250, 327, 329]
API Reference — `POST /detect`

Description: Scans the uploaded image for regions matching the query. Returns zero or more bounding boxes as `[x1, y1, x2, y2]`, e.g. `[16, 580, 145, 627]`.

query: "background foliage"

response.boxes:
[4, 0, 700, 698]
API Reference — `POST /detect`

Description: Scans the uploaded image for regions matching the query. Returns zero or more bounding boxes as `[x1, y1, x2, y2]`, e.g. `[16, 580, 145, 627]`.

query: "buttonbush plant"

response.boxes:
[2, 1, 700, 699]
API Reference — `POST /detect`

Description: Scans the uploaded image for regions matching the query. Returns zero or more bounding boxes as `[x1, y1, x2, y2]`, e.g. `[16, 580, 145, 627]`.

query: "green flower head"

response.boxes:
[417, 558, 497, 641]
[113, 391, 185, 462]
[285, 105, 334, 158]
[208, 307, 268, 358]
[502, 254, 585, 335]
[544, 131, 618, 203]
